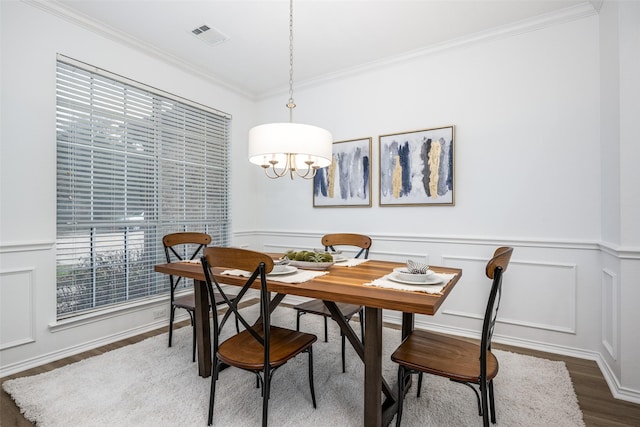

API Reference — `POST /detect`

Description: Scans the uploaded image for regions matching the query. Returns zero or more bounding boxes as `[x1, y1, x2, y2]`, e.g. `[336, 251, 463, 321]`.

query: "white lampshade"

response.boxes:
[248, 122, 333, 170]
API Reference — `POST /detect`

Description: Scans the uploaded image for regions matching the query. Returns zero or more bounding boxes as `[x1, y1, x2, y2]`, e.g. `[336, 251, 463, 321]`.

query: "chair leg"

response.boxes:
[341, 331, 346, 373]
[168, 306, 176, 347]
[191, 313, 197, 363]
[359, 308, 365, 345]
[323, 316, 328, 342]
[488, 379, 497, 423]
[296, 311, 303, 331]
[417, 373, 423, 397]
[308, 347, 317, 408]
[208, 359, 220, 426]
[480, 379, 490, 427]
[395, 366, 406, 427]
[262, 370, 270, 427]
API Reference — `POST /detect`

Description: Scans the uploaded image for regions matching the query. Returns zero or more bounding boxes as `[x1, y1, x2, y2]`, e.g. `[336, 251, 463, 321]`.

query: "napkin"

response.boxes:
[364, 273, 456, 294]
[221, 269, 328, 284]
[333, 258, 369, 268]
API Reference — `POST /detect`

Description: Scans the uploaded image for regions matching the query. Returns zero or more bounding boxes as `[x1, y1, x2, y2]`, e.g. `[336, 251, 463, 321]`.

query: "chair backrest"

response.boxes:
[321, 233, 372, 259]
[480, 247, 513, 375]
[201, 247, 275, 365]
[162, 232, 212, 294]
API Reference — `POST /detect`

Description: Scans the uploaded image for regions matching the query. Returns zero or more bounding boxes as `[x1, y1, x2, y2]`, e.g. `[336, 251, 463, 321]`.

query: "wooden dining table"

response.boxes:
[155, 257, 462, 427]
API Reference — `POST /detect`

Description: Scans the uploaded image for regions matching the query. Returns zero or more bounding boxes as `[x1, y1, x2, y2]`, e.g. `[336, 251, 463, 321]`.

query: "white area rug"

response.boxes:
[4, 305, 585, 426]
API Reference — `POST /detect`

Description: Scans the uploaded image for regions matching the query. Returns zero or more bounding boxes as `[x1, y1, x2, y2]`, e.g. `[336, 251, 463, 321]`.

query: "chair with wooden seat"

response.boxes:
[391, 246, 513, 427]
[293, 233, 371, 372]
[201, 247, 318, 426]
[163, 232, 237, 362]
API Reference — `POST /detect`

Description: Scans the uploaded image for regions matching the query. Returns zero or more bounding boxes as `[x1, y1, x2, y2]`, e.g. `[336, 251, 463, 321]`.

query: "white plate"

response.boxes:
[267, 265, 298, 276]
[388, 272, 443, 286]
[288, 260, 334, 270]
[333, 256, 348, 263]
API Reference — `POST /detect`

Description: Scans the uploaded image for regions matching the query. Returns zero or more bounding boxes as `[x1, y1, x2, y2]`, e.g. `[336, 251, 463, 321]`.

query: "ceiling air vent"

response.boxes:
[190, 24, 229, 46]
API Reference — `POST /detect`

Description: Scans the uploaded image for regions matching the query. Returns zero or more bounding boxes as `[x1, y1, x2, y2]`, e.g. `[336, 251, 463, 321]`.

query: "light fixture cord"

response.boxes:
[286, 0, 296, 123]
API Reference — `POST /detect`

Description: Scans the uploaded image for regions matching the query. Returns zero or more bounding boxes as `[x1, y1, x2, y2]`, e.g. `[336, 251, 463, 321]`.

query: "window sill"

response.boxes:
[48, 296, 168, 333]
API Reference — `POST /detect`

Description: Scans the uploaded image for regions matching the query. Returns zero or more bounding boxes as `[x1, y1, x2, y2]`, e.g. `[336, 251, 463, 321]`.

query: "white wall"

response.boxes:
[244, 5, 639, 404]
[0, 1, 256, 372]
[249, 15, 601, 240]
[599, 0, 640, 400]
[1, 0, 639, 406]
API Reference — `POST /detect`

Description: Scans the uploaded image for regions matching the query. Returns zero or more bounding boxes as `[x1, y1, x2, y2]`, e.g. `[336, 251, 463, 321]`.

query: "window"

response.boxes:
[55, 55, 231, 319]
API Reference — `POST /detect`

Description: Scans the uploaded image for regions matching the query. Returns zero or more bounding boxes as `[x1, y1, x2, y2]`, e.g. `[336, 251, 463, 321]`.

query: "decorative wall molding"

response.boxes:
[441, 255, 578, 334]
[0, 240, 55, 253]
[25, 0, 597, 102]
[598, 241, 640, 260]
[246, 229, 602, 252]
[597, 353, 640, 405]
[265, 2, 599, 99]
[2, 232, 636, 259]
[0, 268, 36, 350]
[601, 268, 618, 360]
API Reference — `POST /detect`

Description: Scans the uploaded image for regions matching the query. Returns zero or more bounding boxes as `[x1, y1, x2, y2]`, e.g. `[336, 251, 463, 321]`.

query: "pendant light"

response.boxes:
[248, 0, 333, 179]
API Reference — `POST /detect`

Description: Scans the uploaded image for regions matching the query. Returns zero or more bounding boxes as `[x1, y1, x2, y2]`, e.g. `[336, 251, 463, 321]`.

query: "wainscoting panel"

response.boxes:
[441, 255, 577, 334]
[0, 268, 36, 350]
[601, 268, 618, 360]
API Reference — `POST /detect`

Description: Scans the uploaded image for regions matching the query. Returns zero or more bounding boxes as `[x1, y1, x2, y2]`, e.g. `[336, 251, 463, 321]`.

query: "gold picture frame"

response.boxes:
[379, 125, 455, 206]
[313, 137, 372, 207]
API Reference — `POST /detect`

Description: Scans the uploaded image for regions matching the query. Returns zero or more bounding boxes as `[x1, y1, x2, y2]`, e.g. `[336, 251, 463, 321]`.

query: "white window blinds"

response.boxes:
[56, 55, 231, 319]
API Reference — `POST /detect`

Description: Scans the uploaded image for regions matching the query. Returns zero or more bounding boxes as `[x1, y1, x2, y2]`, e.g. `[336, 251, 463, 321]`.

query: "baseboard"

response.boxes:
[0, 313, 189, 378]
[596, 356, 640, 404]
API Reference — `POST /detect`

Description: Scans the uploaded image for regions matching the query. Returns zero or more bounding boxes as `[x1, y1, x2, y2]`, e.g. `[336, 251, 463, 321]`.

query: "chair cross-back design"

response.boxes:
[163, 232, 210, 361]
[391, 246, 513, 427]
[294, 233, 372, 372]
[201, 247, 318, 426]
[163, 232, 237, 362]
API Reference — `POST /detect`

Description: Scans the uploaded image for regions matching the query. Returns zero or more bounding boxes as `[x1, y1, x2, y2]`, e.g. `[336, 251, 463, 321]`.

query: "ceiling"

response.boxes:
[49, 0, 591, 99]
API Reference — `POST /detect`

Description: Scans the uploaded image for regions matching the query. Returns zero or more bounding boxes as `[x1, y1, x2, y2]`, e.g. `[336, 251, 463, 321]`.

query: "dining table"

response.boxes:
[155, 256, 462, 427]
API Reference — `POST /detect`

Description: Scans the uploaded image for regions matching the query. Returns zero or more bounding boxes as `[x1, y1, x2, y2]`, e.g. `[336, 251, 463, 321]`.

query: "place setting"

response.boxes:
[365, 260, 456, 294]
[221, 255, 330, 284]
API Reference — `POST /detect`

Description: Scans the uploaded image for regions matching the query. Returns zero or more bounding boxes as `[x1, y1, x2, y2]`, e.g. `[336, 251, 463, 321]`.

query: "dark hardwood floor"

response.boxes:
[2, 306, 639, 426]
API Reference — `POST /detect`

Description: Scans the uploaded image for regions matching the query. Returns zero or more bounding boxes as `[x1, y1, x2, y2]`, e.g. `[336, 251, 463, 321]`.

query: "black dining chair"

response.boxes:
[163, 232, 238, 362]
[201, 247, 318, 426]
[390, 246, 513, 427]
[293, 233, 371, 372]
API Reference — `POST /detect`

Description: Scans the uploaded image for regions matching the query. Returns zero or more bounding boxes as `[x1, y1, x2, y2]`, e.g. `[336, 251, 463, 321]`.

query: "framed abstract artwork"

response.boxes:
[313, 137, 372, 207]
[379, 125, 454, 206]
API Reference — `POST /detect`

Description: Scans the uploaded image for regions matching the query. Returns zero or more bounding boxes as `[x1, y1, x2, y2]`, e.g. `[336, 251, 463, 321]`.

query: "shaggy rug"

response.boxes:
[4, 305, 584, 426]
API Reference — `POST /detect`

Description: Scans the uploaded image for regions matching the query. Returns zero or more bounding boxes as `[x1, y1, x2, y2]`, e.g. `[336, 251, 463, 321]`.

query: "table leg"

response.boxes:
[401, 312, 414, 339]
[194, 279, 212, 378]
[364, 306, 383, 427]
[324, 302, 396, 426]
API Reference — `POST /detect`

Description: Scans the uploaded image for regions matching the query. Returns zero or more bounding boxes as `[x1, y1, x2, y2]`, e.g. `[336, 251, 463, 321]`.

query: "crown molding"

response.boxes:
[260, 2, 598, 99]
[22, 0, 256, 100]
[22, 1, 598, 102]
